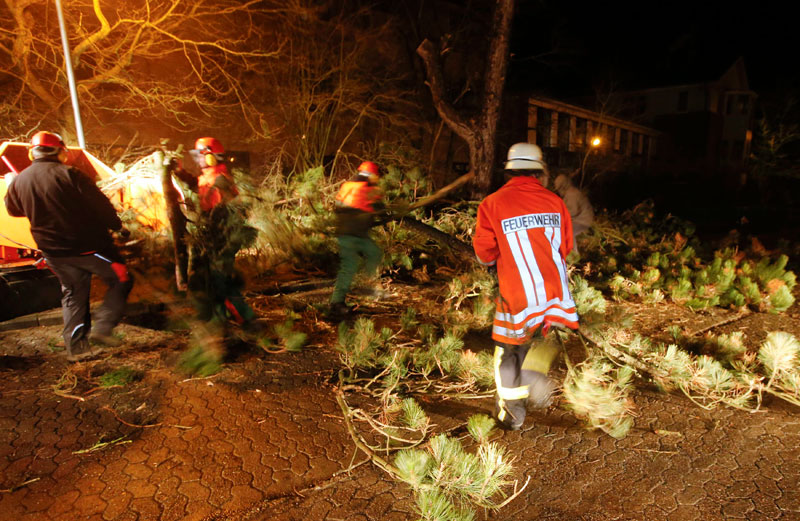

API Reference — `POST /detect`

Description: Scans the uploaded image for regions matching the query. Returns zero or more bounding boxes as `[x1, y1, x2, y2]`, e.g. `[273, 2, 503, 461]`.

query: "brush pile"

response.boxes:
[579, 201, 796, 313]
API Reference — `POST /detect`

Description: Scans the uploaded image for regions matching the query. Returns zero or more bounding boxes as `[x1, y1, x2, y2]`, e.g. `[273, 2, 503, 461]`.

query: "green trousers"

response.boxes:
[331, 235, 382, 304]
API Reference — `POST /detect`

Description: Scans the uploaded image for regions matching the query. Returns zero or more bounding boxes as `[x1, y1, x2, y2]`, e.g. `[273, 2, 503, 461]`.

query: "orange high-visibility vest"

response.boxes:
[198, 164, 238, 212]
[335, 180, 381, 212]
[474, 175, 578, 344]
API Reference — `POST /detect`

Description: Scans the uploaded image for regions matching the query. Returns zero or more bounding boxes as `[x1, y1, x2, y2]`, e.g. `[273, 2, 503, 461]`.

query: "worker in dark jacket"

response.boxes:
[4, 131, 133, 361]
[328, 161, 384, 319]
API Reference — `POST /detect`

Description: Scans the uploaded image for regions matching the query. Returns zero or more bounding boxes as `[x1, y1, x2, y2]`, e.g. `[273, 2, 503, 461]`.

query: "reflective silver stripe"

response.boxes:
[493, 345, 503, 375]
[497, 401, 507, 422]
[507, 231, 538, 306]
[494, 345, 530, 400]
[494, 297, 578, 325]
[517, 230, 547, 305]
[493, 306, 578, 339]
[70, 323, 85, 340]
[546, 227, 571, 301]
[499, 384, 530, 400]
[93, 253, 113, 264]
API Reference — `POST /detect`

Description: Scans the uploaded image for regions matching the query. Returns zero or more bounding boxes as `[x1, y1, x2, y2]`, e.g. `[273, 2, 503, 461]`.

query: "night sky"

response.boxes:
[509, 0, 797, 99]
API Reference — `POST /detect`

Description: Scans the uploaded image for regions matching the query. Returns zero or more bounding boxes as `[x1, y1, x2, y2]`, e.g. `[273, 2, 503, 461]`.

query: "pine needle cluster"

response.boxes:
[570, 275, 608, 320]
[247, 167, 337, 269]
[442, 270, 497, 332]
[260, 310, 308, 353]
[562, 354, 635, 439]
[580, 202, 797, 313]
[422, 202, 480, 245]
[597, 328, 800, 411]
[336, 318, 494, 396]
[394, 415, 518, 520]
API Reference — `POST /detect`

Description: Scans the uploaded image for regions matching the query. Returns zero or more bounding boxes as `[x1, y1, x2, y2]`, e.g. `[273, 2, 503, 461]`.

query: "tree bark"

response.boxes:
[398, 216, 476, 265]
[416, 0, 515, 197]
[158, 152, 188, 291]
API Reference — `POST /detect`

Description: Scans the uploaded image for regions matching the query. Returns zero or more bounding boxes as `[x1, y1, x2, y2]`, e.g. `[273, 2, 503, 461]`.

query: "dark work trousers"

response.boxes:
[46, 253, 133, 348]
[494, 331, 559, 427]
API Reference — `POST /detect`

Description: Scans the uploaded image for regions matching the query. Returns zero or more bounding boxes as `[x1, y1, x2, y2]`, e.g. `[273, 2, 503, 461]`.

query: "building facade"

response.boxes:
[524, 96, 661, 175]
[615, 58, 756, 173]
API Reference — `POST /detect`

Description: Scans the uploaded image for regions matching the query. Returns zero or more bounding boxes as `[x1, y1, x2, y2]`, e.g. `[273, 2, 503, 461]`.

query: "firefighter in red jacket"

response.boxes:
[328, 160, 384, 319]
[173, 137, 255, 324]
[4, 131, 133, 361]
[473, 143, 579, 430]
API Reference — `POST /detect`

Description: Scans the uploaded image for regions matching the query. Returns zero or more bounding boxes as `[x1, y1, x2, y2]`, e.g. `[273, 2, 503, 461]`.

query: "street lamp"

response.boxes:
[580, 137, 602, 187]
[54, 0, 85, 149]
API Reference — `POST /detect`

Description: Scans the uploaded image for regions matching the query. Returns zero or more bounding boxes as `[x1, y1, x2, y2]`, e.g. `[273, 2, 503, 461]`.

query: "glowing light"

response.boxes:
[591, 137, 601, 147]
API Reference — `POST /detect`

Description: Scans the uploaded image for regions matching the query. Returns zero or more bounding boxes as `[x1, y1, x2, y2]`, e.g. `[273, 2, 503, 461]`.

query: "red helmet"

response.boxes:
[357, 161, 379, 176]
[195, 137, 224, 154]
[30, 131, 66, 150]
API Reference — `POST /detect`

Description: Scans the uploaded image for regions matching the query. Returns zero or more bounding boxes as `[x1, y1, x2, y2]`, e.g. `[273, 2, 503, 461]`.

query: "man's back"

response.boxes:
[474, 175, 578, 343]
[4, 158, 120, 257]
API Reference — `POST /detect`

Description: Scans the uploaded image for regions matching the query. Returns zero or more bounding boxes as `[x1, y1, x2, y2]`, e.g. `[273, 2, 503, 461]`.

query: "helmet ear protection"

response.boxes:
[203, 152, 218, 167]
[28, 147, 68, 163]
[194, 137, 224, 168]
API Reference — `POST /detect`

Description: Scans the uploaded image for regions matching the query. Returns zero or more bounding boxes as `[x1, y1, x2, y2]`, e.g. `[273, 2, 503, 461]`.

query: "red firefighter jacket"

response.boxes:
[198, 164, 238, 212]
[473, 175, 579, 344]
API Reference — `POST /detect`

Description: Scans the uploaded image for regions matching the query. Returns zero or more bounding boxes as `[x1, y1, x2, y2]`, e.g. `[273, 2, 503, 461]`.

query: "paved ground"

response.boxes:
[1, 291, 800, 521]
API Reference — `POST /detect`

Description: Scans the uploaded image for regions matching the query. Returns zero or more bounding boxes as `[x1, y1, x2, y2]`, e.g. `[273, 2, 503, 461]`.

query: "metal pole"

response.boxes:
[54, 0, 86, 149]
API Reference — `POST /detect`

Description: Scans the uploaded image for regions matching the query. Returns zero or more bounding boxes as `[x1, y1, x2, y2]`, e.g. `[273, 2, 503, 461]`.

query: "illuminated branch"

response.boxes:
[71, 0, 111, 66]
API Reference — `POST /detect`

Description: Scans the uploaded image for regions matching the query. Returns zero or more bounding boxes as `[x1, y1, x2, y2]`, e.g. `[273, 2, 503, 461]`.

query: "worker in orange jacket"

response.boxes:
[473, 142, 579, 430]
[172, 137, 255, 324]
[328, 160, 384, 319]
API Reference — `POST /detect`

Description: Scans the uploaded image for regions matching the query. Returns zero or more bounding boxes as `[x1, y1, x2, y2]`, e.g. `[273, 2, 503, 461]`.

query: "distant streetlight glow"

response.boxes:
[591, 137, 601, 147]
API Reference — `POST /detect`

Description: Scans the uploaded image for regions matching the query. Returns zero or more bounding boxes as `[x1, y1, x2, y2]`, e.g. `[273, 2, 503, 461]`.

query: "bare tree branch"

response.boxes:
[416, 0, 515, 196]
[416, 39, 473, 142]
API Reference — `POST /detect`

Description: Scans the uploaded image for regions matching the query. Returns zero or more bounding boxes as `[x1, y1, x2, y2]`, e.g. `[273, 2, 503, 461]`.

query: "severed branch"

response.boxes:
[685, 311, 750, 337]
[404, 172, 474, 212]
[335, 390, 399, 478]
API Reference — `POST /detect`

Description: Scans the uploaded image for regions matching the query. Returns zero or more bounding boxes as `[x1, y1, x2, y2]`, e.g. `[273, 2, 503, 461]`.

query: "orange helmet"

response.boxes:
[30, 131, 66, 150]
[357, 161, 379, 176]
[195, 137, 224, 154]
[194, 137, 225, 168]
[29, 131, 67, 162]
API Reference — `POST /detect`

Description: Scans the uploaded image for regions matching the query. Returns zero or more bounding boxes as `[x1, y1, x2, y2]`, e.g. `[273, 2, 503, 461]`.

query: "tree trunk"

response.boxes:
[417, 0, 515, 198]
[398, 216, 476, 265]
[158, 152, 189, 291]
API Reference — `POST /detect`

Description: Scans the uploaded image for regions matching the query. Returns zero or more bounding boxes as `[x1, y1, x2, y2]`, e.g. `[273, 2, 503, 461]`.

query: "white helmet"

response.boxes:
[504, 142, 544, 170]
